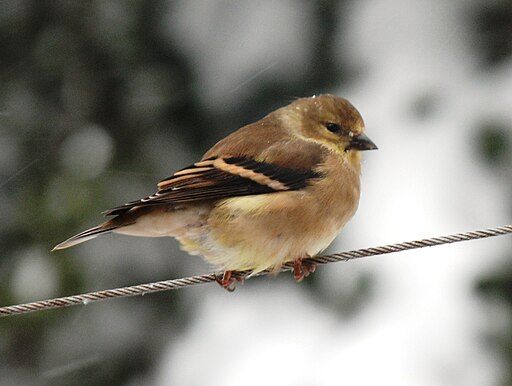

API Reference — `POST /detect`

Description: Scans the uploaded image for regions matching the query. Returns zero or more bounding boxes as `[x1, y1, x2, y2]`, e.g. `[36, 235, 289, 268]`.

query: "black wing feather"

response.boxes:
[222, 157, 319, 189]
[103, 157, 321, 216]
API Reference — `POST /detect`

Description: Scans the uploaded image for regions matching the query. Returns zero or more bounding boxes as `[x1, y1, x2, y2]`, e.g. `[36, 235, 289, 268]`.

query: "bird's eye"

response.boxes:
[325, 122, 343, 134]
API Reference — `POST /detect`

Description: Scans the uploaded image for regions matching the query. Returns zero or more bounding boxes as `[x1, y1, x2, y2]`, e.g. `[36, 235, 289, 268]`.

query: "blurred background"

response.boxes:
[1, 0, 512, 385]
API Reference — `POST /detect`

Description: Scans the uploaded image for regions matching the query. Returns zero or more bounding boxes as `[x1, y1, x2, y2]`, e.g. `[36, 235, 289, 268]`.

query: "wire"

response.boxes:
[1, 224, 511, 317]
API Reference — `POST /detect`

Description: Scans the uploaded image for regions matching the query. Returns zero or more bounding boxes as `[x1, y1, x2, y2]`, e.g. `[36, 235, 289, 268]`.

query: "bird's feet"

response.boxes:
[293, 256, 316, 282]
[215, 270, 245, 292]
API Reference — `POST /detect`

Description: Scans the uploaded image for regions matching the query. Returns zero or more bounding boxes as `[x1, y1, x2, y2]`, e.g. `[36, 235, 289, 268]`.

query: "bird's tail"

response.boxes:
[52, 223, 116, 251]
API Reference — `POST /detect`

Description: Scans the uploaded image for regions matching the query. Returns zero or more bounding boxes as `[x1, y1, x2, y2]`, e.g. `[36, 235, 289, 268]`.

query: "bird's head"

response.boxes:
[281, 94, 377, 156]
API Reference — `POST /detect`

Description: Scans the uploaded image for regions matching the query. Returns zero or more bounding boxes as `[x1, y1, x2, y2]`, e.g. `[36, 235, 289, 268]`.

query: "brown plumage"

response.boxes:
[53, 95, 377, 289]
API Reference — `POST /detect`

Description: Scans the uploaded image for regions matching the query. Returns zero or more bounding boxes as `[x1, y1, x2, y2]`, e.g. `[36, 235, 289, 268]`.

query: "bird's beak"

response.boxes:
[348, 133, 378, 151]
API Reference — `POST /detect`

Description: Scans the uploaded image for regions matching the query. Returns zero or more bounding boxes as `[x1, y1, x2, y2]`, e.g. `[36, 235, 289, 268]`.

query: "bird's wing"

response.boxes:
[103, 141, 324, 216]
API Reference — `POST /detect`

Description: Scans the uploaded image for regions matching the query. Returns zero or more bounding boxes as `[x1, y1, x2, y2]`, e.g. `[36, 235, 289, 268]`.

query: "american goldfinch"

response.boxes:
[53, 95, 377, 289]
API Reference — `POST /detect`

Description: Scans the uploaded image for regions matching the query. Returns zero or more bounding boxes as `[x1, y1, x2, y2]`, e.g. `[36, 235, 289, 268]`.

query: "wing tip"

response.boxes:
[52, 225, 114, 251]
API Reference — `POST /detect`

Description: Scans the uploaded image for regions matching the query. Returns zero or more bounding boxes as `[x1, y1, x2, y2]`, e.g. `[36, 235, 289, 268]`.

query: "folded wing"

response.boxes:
[103, 156, 321, 216]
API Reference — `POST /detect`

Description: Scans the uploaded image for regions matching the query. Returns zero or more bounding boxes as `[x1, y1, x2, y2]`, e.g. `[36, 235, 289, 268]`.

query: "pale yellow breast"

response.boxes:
[203, 152, 361, 272]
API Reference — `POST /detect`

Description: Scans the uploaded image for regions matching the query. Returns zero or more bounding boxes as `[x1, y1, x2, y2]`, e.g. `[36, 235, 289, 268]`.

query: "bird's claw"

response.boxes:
[215, 270, 245, 291]
[293, 257, 316, 282]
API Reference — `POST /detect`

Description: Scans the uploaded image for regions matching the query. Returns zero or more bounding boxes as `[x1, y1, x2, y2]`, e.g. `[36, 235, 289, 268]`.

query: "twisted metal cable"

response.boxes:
[1, 224, 511, 317]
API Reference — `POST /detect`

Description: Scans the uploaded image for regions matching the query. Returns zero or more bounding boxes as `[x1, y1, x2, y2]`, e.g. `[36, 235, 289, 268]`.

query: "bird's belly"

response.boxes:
[201, 187, 358, 272]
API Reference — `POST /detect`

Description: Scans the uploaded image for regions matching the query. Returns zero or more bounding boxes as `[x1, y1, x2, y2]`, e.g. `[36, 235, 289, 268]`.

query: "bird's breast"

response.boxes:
[203, 153, 361, 272]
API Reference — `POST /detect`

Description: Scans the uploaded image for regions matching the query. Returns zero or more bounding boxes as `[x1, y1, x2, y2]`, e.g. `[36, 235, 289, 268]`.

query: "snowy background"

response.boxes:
[1, 1, 512, 385]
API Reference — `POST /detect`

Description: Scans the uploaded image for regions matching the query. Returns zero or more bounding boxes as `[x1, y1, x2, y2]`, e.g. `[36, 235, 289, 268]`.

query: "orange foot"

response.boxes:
[293, 257, 316, 282]
[215, 270, 245, 292]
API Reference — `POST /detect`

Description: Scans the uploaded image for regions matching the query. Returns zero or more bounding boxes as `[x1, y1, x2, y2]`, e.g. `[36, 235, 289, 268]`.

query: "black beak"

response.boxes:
[348, 133, 378, 151]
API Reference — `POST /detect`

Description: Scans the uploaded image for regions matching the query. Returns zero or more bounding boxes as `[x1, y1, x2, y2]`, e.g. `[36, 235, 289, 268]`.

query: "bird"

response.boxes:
[53, 94, 377, 290]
